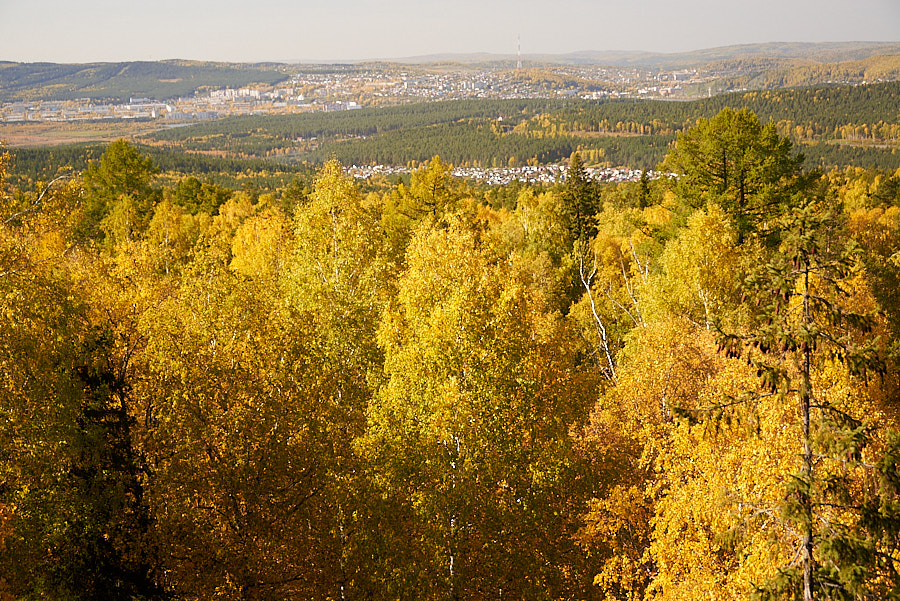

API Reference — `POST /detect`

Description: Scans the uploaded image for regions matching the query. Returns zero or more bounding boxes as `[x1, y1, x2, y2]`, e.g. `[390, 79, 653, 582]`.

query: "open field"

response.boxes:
[0, 121, 168, 148]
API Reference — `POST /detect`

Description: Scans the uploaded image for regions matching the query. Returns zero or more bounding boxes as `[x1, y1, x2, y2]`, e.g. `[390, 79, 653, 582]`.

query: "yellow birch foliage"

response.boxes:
[0, 174, 89, 596]
[646, 204, 744, 329]
[644, 247, 896, 601]
[361, 213, 601, 599]
[647, 376, 797, 601]
[847, 205, 900, 337]
[581, 317, 799, 601]
[138, 262, 361, 600]
[229, 202, 291, 279]
[144, 197, 207, 275]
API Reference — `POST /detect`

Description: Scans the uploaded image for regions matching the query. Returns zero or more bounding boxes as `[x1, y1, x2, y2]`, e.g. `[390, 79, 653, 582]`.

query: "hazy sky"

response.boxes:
[1, 0, 898, 63]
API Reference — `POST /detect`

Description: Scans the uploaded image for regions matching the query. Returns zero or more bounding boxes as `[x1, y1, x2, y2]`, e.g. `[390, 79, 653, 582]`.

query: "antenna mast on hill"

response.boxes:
[517, 35, 522, 70]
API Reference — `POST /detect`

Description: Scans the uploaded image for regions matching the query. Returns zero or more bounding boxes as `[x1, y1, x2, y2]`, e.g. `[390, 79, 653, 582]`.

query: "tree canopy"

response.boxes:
[1, 114, 899, 601]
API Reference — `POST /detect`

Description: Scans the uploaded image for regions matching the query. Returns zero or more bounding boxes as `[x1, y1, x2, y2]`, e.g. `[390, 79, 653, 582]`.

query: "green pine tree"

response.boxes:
[715, 196, 900, 600]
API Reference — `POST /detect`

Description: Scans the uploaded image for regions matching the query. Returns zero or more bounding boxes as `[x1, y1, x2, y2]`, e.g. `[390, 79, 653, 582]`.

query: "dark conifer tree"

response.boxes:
[563, 152, 598, 241]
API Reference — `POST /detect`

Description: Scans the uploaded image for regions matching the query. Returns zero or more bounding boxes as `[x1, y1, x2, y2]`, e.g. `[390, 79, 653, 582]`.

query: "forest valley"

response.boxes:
[1, 107, 899, 601]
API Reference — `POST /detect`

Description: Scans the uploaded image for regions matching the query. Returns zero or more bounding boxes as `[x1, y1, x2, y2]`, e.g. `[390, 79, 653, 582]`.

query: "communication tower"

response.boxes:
[517, 35, 522, 70]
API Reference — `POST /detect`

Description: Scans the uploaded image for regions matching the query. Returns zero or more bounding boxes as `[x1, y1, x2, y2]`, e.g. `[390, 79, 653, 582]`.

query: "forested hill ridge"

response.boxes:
[0, 60, 291, 103]
[409, 41, 900, 69]
[692, 53, 900, 95]
[140, 81, 900, 170]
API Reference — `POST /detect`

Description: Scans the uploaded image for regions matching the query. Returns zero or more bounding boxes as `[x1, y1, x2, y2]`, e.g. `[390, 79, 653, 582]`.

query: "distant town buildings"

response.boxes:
[347, 163, 666, 186]
[0, 63, 719, 125]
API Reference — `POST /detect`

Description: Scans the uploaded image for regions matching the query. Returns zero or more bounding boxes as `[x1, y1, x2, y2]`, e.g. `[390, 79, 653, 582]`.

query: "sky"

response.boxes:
[1, 0, 899, 63]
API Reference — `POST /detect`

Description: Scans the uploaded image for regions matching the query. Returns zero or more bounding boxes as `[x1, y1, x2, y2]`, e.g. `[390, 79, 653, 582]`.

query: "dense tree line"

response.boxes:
[1, 111, 899, 600]
[802, 142, 900, 171]
[7, 144, 312, 191]
[525, 82, 900, 142]
[304, 123, 674, 168]
[150, 99, 573, 145]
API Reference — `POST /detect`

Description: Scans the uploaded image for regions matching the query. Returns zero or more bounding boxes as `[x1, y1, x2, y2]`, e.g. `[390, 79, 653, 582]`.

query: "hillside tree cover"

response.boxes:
[0, 60, 289, 103]
[132, 82, 900, 170]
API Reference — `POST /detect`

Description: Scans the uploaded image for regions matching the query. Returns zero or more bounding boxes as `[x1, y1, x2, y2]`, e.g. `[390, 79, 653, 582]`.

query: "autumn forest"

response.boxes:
[1, 102, 900, 601]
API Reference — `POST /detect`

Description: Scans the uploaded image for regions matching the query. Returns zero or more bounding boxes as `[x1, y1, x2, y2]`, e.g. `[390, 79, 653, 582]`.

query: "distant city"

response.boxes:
[0, 63, 722, 124]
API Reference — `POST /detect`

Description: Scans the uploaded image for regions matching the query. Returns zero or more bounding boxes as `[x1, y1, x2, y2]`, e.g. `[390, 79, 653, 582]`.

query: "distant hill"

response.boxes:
[690, 54, 900, 95]
[394, 42, 900, 69]
[393, 42, 900, 95]
[551, 42, 900, 69]
[4, 42, 900, 106]
[0, 60, 291, 103]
